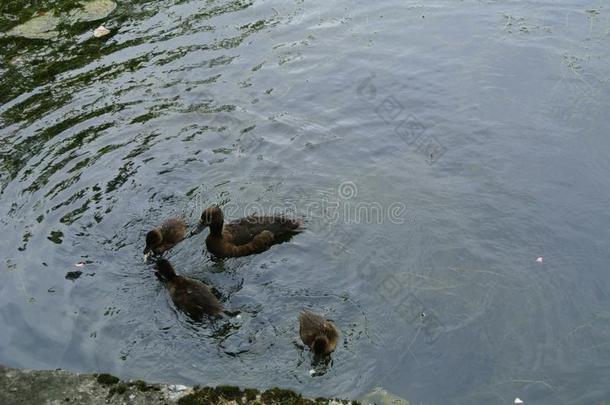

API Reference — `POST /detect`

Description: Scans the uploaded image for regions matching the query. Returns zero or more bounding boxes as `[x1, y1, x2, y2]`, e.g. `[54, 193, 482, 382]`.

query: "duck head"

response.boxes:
[155, 258, 177, 281]
[193, 206, 224, 235]
[144, 229, 163, 256]
[312, 335, 331, 356]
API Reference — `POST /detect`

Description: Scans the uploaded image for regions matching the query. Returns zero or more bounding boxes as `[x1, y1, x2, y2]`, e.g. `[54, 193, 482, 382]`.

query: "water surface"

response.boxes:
[1, 0, 610, 403]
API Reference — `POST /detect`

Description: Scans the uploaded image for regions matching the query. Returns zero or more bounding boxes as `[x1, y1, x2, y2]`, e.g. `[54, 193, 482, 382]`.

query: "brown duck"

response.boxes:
[299, 309, 340, 356]
[155, 259, 223, 320]
[194, 206, 302, 258]
[144, 217, 187, 256]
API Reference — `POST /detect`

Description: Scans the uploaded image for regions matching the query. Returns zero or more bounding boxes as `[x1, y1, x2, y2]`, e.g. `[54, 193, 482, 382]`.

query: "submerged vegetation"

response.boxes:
[176, 385, 358, 405]
[3, 368, 359, 404]
[2, 0, 116, 40]
[0, 0, 263, 234]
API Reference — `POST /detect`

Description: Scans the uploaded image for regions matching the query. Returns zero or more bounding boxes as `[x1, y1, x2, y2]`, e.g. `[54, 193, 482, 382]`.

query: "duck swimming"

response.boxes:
[194, 206, 302, 258]
[298, 309, 340, 356]
[155, 259, 223, 320]
[144, 217, 187, 257]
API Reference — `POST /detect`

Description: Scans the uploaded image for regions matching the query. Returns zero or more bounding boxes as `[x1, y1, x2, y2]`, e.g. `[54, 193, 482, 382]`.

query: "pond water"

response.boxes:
[1, 0, 610, 403]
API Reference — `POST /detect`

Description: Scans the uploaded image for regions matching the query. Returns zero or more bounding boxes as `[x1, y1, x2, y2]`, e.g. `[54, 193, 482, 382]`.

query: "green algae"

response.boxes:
[5, 12, 61, 40]
[177, 386, 243, 404]
[96, 374, 159, 398]
[175, 386, 355, 405]
[68, 0, 116, 23]
[132, 379, 160, 392]
[96, 373, 119, 385]
[3, 0, 116, 40]
[47, 230, 64, 244]
[260, 387, 304, 404]
[108, 383, 127, 396]
[244, 388, 258, 401]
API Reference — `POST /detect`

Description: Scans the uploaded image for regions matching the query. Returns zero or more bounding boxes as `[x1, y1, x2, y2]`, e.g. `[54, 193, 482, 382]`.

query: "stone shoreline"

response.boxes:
[0, 366, 361, 405]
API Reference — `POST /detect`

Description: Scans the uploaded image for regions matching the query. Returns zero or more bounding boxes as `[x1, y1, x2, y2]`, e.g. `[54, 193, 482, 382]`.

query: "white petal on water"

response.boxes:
[93, 25, 111, 38]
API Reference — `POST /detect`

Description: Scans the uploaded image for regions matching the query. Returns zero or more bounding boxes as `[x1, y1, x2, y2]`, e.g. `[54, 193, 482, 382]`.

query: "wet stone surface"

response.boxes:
[0, 366, 362, 405]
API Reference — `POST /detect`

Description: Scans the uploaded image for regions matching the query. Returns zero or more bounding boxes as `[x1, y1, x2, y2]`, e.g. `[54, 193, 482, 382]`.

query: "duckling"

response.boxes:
[144, 217, 187, 257]
[155, 259, 223, 320]
[194, 206, 302, 258]
[299, 309, 340, 356]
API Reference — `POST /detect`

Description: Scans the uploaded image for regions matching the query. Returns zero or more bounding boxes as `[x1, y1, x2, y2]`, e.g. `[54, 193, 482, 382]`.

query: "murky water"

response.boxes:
[1, 0, 610, 403]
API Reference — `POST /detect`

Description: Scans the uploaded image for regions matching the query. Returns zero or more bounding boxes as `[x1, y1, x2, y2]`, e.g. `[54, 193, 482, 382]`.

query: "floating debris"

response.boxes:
[93, 25, 110, 38]
[514, 398, 524, 404]
[48, 230, 64, 244]
[536, 256, 543, 263]
[75, 261, 86, 267]
[65, 271, 83, 281]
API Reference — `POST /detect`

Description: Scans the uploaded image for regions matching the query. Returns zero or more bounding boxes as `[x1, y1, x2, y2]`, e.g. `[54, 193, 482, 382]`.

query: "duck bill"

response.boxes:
[190, 222, 207, 236]
[143, 247, 153, 262]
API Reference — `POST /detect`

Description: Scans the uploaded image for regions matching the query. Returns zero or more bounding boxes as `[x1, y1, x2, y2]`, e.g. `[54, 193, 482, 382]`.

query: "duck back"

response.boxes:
[160, 218, 187, 245]
[168, 276, 223, 320]
[298, 310, 339, 354]
[299, 311, 324, 346]
[224, 215, 301, 246]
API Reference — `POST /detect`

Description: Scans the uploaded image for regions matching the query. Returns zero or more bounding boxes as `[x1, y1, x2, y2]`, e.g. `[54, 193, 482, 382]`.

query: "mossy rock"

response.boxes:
[215, 385, 243, 400]
[4, 0, 116, 40]
[96, 373, 119, 385]
[108, 383, 128, 396]
[0, 368, 357, 404]
[177, 386, 244, 405]
[177, 385, 330, 405]
[132, 379, 160, 392]
[244, 388, 259, 401]
[260, 387, 310, 404]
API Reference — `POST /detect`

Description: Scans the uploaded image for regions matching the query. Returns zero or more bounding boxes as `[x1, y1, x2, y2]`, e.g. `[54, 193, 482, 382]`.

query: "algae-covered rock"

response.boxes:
[96, 373, 120, 385]
[3, 0, 116, 40]
[5, 12, 61, 40]
[68, 0, 117, 23]
[0, 367, 358, 404]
